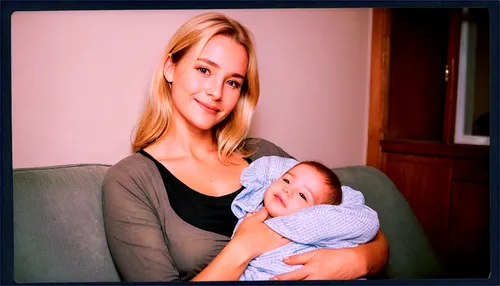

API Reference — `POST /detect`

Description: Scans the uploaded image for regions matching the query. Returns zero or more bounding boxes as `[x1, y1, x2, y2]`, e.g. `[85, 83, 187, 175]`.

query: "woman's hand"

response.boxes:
[270, 248, 367, 280]
[192, 208, 291, 281]
[232, 208, 291, 260]
[270, 230, 389, 280]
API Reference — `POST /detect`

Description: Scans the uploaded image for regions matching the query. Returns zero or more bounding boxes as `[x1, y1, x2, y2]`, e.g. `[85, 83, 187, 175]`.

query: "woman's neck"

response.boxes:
[152, 117, 217, 160]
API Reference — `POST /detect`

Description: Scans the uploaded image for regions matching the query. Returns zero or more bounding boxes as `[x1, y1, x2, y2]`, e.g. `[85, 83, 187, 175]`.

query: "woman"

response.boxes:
[102, 12, 389, 282]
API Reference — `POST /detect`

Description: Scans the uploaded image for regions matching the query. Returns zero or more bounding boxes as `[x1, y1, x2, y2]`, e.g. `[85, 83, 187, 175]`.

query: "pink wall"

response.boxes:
[11, 8, 373, 169]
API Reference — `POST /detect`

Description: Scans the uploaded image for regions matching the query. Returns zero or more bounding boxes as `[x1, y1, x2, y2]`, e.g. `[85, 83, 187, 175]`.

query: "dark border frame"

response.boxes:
[1, 1, 499, 285]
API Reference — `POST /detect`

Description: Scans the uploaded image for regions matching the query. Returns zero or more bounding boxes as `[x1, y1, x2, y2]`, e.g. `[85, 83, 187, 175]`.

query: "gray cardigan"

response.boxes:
[101, 138, 293, 281]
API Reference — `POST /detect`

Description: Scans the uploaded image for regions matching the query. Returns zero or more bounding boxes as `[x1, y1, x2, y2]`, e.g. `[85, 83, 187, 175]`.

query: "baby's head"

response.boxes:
[263, 161, 342, 218]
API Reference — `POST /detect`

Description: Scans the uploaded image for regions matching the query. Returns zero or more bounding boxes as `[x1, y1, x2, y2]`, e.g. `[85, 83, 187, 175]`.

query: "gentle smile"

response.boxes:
[195, 99, 219, 114]
[275, 194, 286, 208]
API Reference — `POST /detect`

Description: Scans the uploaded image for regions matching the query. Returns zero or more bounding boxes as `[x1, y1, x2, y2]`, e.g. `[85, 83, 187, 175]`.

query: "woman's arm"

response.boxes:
[102, 165, 181, 282]
[248, 139, 389, 280]
[271, 230, 389, 280]
[104, 157, 290, 282]
[362, 230, 390, 276]
[191, 208, 290, 281]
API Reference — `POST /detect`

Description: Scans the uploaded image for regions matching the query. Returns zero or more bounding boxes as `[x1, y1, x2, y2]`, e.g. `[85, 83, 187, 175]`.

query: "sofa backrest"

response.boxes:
[13, 163, 446, 282]
[13, 164, 120, 283]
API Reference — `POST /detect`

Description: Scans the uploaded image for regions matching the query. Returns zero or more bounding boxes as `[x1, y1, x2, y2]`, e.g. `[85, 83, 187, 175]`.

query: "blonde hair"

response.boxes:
[132, 12, 259, 163]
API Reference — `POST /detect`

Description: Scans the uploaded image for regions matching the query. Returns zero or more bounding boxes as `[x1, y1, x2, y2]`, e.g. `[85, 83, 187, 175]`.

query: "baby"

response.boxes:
[231, 156, 380, 281]
[261, 160, 342, 218]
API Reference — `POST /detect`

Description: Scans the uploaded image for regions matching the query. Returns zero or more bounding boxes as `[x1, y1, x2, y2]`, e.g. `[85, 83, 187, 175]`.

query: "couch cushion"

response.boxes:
[333, 165, 447, 279]
[13, 164, 120, 283]
[13, 159, 447, 281]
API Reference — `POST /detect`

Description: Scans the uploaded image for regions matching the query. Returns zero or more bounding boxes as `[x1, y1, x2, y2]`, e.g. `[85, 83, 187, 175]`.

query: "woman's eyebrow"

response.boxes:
[198, 58, 219, 68]
[197, 58, 245, 79]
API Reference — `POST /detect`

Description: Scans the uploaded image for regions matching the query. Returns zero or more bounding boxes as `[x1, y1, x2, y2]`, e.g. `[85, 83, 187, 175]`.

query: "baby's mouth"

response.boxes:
[275, 194, 286, 208]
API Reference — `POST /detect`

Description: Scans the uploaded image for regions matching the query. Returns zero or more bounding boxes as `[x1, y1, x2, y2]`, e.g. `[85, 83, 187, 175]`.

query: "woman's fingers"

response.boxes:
[244, 208, 267, 219]
[244, 212, 255, 217]
[270, 266, 309, 281]
[282, 251, 315, 266]
[253, 207, 268, 220]
[269, 252, 315, 280]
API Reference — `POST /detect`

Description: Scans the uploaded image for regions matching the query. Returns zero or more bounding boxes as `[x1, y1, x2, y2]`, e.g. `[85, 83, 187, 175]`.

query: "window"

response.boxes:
[454, 8, 490, 146]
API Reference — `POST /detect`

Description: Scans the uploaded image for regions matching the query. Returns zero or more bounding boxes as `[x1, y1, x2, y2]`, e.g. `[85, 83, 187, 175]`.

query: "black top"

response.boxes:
[102, 138, 293, 281]
[138, 149, 251, 237]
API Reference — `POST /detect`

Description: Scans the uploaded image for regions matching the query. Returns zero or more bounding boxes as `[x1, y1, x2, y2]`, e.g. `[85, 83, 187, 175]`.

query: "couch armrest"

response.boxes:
[333, 165, 448, 279]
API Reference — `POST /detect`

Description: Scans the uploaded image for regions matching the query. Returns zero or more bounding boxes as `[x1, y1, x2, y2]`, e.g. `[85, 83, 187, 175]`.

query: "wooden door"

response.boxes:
[367, 8, 491, 278]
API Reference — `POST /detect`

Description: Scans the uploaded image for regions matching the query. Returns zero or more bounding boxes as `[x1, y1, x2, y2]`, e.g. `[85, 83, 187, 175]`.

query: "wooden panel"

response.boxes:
[447, 181, 490, 277]
[381, 139, 489, 159]
[386, 8, 450, 141]
[381, 152, 452, 261]
[366, 8, 392, 169]
[452, 158, 489, 183]
[442, 9, 463, 143]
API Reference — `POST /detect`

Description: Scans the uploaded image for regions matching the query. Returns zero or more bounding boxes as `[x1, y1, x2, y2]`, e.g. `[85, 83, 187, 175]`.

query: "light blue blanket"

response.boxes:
[231, 156, 380, 281]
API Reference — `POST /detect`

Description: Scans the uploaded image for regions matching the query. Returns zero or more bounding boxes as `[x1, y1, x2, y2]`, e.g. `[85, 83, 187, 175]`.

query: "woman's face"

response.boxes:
[165, 35, 249, 131]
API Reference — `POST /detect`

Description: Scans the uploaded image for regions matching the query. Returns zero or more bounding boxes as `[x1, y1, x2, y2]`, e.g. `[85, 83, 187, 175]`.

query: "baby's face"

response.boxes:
[263, 164, 331, 217]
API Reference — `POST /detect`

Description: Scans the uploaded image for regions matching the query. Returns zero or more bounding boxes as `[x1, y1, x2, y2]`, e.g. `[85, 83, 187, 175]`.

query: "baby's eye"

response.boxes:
[227, 80, 240, 88]
[197, 67, 210, 75]
[299, 193, 307, 201]
[283, 178, 289, 184]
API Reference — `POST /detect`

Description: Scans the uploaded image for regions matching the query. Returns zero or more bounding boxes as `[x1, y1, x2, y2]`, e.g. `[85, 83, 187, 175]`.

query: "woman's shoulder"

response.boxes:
[103, 152, 157, 185]
[244, 137, 296, 161]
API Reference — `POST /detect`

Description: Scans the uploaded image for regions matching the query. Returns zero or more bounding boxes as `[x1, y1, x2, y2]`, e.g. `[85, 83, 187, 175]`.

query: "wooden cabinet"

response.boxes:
[448, 181, 490, 277]
[381, 153, 453, 261]
[367, 8, 490, 278]
[386, 8, 450, 142]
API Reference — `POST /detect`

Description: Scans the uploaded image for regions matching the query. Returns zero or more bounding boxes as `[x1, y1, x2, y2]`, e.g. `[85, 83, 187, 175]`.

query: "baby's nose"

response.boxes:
[284, 187, 296, 198]
[283, 187, 291, 197]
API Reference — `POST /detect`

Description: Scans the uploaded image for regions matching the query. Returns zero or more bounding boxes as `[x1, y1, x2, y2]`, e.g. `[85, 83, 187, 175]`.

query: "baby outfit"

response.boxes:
[231, 156, 380, 281]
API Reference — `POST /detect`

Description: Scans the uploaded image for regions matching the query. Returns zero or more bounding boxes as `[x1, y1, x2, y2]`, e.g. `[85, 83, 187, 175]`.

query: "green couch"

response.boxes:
[13, 140, 447, 282]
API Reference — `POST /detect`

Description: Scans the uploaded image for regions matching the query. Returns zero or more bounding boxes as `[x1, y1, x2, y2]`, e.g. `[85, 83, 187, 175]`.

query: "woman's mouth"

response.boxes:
[195, 99, 219, 114]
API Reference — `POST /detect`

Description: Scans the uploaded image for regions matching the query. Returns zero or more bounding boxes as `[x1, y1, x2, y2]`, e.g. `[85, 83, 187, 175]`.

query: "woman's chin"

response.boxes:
[187, 118, 220, 131]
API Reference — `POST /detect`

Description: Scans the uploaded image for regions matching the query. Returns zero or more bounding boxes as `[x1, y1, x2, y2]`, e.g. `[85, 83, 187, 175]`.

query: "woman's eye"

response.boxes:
[227, 80, 240, 88]
[197, 67, 210, 75]
[283, 178, 289, 184]
[299, 193, 307, 201]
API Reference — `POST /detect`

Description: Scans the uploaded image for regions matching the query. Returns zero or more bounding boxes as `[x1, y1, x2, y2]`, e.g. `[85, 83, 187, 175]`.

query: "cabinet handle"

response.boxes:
[445, 64, 449, 82]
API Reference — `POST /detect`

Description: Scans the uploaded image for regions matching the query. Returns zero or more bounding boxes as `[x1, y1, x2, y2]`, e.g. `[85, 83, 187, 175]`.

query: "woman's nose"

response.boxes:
[206, 80, 223, 100]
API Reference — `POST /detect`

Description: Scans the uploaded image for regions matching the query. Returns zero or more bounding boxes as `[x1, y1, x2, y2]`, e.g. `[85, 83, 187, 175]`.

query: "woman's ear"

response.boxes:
[163, 56, 175, 83]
